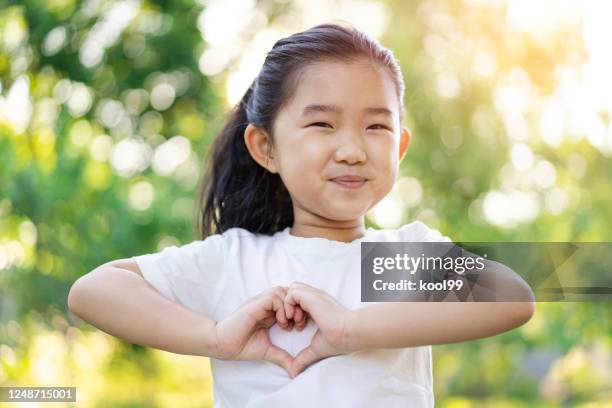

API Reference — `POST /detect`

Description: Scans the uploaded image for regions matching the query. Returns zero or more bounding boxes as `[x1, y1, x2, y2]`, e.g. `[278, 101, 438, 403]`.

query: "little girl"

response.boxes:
[68, 22, 535, 408]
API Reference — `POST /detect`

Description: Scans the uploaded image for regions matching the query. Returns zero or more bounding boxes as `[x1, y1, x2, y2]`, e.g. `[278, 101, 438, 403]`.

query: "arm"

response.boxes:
[344, 258, 536, 351]
[279, 272, 534, 377]
[67, 265, 219, 357]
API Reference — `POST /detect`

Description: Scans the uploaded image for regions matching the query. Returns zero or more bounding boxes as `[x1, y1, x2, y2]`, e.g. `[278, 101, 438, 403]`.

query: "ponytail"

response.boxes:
[195, 81, 293, 239]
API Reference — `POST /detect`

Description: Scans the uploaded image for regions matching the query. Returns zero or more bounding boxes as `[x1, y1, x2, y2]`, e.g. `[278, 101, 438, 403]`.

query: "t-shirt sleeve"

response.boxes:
[131, 234, 226, 317]
[399, 220, 452, 243]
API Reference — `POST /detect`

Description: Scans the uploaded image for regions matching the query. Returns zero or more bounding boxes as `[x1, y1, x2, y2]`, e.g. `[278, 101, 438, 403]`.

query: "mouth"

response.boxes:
[330, 177, 367, 189]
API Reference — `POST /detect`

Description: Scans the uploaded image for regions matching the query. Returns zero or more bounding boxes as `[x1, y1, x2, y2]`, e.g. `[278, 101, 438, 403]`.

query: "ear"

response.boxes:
[244, 123, 278, 173]
[399, 126, 411, 162]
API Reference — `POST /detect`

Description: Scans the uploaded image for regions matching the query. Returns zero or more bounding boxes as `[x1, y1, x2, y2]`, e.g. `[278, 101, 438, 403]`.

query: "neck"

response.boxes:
[289, 220, 367, 243]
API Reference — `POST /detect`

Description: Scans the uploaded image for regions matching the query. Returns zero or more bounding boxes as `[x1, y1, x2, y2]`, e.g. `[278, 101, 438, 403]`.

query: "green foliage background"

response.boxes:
[0, 0, 610, 406]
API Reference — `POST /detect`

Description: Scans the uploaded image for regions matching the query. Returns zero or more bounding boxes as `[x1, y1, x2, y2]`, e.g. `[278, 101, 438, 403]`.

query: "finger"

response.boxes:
[291, 346, 321, 378]
[260, 315, 277, 329]
[276, 306, 289, 329]
[257, 290, 288, 329]
[296, 312, 308, 331]
[284, 295, 296, 320]
[284, 288, 307, 319]
[293, 305, 304, 328]
[251, 289, 282, 323]
[271, 294, 289, 328]
[264, 345, 294, 376]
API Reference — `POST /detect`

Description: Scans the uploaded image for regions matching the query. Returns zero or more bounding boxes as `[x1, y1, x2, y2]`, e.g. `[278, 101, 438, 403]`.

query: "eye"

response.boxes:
[369, 124, 390, 130]
[309, 122, 332, 128]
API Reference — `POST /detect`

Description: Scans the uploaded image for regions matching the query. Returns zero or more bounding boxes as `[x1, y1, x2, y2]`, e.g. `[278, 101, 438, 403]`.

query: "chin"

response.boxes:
[322, 207, 369, 221]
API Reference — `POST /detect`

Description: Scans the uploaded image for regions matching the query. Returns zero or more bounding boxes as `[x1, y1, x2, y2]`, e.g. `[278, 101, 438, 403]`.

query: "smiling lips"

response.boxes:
[331, 175, 367, 189]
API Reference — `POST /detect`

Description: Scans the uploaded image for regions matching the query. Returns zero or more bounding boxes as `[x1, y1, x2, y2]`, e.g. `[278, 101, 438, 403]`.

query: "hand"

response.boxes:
[213, 286, 308, 376]
[283, 282, 352, 378]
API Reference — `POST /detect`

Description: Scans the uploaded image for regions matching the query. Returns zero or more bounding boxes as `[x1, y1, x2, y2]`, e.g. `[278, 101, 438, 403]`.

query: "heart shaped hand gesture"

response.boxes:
[283, 282, 353, 378]
[212, 286, 308, 376]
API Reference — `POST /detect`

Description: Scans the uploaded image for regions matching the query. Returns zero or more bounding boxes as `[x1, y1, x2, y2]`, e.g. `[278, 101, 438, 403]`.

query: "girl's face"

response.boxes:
[245, 58, 411, 231]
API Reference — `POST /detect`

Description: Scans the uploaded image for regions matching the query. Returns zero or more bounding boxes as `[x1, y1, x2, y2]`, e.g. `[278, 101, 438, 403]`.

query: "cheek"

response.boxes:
[373, 168, 397, 199]
[372, 136, 399, 171]
[278, 138, 324, 175]
[276, 149, 320, 193]
[370, 138, 399, 193]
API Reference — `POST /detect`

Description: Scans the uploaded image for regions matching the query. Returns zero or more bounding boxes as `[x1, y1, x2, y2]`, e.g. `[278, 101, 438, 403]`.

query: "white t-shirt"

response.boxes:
[132, 220, 451, 408]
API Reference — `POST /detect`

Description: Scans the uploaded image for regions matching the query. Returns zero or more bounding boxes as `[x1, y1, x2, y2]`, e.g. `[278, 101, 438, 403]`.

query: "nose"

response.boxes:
[333, 132, 367, 164]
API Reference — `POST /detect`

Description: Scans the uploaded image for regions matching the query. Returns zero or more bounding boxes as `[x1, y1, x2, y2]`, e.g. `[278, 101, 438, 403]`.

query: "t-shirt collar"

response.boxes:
[276, 226, 376, 255]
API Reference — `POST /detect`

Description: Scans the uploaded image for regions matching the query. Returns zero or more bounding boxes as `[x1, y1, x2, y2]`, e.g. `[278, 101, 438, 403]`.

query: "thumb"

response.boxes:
[290, 345, 321, 378]
[263, 344, 294, 376]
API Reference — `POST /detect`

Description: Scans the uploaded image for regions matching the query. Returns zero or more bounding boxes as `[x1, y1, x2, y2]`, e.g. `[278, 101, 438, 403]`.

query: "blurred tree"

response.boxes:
[0, 0, 219, 319]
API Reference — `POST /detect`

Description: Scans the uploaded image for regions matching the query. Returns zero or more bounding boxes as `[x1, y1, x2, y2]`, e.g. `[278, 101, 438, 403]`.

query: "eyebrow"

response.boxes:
[301, 104, 393, 117]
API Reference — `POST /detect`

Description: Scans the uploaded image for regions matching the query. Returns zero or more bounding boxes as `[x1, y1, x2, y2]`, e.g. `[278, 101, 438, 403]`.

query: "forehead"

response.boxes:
[282, 59, 399, 119]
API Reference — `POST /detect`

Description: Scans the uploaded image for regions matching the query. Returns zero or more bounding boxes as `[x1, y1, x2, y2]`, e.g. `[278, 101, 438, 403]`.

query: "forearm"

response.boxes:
[68, 267, 218, 357]
[345, 300, 535, 351]
[345, 259, 536, 351]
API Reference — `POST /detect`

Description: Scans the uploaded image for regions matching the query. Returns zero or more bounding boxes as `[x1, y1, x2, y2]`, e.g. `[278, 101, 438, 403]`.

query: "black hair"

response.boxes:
[195, 21, 405, 238]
